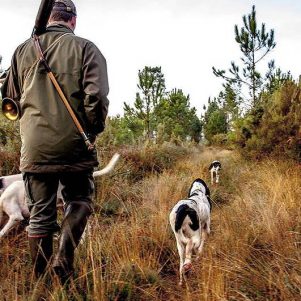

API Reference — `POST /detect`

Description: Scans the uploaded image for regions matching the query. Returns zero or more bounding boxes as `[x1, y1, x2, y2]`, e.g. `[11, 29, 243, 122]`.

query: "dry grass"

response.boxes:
[1, 146, 301, 300]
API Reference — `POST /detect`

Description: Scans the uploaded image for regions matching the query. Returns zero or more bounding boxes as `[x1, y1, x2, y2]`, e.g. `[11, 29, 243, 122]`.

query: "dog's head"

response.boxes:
[188, 178, 210, 197]
[209, 160, 221, 171]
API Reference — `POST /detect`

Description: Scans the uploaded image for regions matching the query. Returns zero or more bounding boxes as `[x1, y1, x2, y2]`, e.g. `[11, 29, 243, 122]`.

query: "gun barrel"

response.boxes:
[33, 0, 55, 36]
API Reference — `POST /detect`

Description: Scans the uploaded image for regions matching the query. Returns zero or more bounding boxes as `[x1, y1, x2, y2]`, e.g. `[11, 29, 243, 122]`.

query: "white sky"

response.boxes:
[1, 0, 301, 117]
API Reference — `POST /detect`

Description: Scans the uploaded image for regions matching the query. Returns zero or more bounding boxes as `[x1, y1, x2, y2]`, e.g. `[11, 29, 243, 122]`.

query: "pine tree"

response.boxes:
[202, 98, 228, 143]
[212, 5, 276, 107]
[155, 89, 202, 142]
[124, 66, 165, 139]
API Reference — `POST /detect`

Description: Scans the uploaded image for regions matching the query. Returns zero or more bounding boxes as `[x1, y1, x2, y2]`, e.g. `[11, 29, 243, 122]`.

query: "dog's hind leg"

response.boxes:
[197, 233, 205, 259]
[216, 171, 219, 184]
[183, 239, 193, 276]
[176, 239, 185, 285]
[197, 223, 210, 258]
[0, 214, 24, 238]
[210, 170, 214, 185]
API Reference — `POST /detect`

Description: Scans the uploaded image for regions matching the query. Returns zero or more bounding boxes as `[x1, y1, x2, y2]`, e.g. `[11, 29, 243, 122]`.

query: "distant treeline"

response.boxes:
[98, 6, 301, 161]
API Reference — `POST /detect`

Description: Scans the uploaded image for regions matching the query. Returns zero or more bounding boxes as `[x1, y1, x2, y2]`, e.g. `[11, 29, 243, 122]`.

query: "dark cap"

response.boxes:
[53, 0, 77, 16]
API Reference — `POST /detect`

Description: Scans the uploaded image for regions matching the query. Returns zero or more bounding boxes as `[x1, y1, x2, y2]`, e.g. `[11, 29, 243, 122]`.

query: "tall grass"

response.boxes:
[1, 145, 301, 300]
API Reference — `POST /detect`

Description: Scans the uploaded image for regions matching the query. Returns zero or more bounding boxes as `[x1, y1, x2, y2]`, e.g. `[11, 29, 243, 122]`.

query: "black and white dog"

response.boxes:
[209, 160, 222, 184]
[0, 153, 120, 238]
[169, 179, 211, 285]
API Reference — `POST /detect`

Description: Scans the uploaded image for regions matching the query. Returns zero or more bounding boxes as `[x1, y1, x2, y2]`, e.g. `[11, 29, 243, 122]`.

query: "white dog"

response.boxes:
[209, 160, 222, 184]
[0, 153, 120, 238]
[0, 180, 29, 238]
[169, 178, 211, 285]
[0, 173, 23, 194]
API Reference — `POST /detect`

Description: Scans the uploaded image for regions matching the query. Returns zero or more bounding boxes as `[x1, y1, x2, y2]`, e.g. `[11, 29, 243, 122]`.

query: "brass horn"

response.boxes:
[2, 97, 21, 121]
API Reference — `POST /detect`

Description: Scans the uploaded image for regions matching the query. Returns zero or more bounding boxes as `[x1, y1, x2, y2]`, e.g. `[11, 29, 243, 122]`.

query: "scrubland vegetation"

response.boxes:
[1, 145, 301, 301]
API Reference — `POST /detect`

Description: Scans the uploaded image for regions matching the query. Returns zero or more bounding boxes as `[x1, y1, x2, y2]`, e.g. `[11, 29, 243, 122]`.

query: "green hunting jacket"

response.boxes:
[1, 24, 109, 173]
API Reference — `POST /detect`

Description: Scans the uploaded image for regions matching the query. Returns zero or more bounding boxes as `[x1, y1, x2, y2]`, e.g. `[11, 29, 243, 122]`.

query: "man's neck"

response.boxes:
[48, 21, 74, 32]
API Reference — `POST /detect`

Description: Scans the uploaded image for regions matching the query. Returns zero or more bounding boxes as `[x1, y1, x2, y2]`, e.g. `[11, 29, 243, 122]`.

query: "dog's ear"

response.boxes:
[200, 179, 210, 197]
[198, 178, 210, 196]
[209, 163, 213, 170]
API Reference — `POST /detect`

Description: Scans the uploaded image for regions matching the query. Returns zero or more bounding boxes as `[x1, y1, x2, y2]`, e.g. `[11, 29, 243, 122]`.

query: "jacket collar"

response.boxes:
[46, 24, 74, 34]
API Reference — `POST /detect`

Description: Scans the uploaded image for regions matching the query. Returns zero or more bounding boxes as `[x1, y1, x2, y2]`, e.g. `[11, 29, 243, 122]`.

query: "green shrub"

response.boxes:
[229, 80, 301, 161]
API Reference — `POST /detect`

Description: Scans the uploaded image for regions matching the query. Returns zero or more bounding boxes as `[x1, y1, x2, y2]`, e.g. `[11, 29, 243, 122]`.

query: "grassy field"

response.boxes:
[1, 145, 301, 301]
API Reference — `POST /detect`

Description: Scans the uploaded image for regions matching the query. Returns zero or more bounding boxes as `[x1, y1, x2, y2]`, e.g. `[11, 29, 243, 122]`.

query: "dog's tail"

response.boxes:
[175, 204, 199, 232]
[93, 153, 120, 178]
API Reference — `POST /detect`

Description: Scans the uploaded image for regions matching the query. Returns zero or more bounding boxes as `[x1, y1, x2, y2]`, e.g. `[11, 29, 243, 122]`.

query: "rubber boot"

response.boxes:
[52, 201, 91, 284]
[29, 235, 53, 278]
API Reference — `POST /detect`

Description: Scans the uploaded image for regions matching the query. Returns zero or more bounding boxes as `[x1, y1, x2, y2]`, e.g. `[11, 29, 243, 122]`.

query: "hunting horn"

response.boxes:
[2, 0, 54, 122]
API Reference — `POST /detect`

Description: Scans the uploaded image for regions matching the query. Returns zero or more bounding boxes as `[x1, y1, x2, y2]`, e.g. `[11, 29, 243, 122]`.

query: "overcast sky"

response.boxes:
[1, 0, 301, 116]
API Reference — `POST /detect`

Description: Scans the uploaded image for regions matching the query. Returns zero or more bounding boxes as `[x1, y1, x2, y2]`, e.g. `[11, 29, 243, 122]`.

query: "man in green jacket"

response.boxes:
[1, 0, 109, 283]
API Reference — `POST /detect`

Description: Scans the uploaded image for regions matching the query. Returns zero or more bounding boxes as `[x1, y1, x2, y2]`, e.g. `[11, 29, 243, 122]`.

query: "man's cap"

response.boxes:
[53, 0, 77, 16]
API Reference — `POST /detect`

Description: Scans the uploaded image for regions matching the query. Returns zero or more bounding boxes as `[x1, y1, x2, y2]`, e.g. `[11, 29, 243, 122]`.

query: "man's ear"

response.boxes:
[70, 16, 76, 30]
[48, 15, 53, 25]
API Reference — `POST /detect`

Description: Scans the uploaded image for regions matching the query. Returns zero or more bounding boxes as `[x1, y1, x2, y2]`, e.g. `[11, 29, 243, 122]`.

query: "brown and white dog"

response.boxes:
[0, 153, 120, 238]
[169, 178, 211, 285]
[209, 160, 222, 184]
